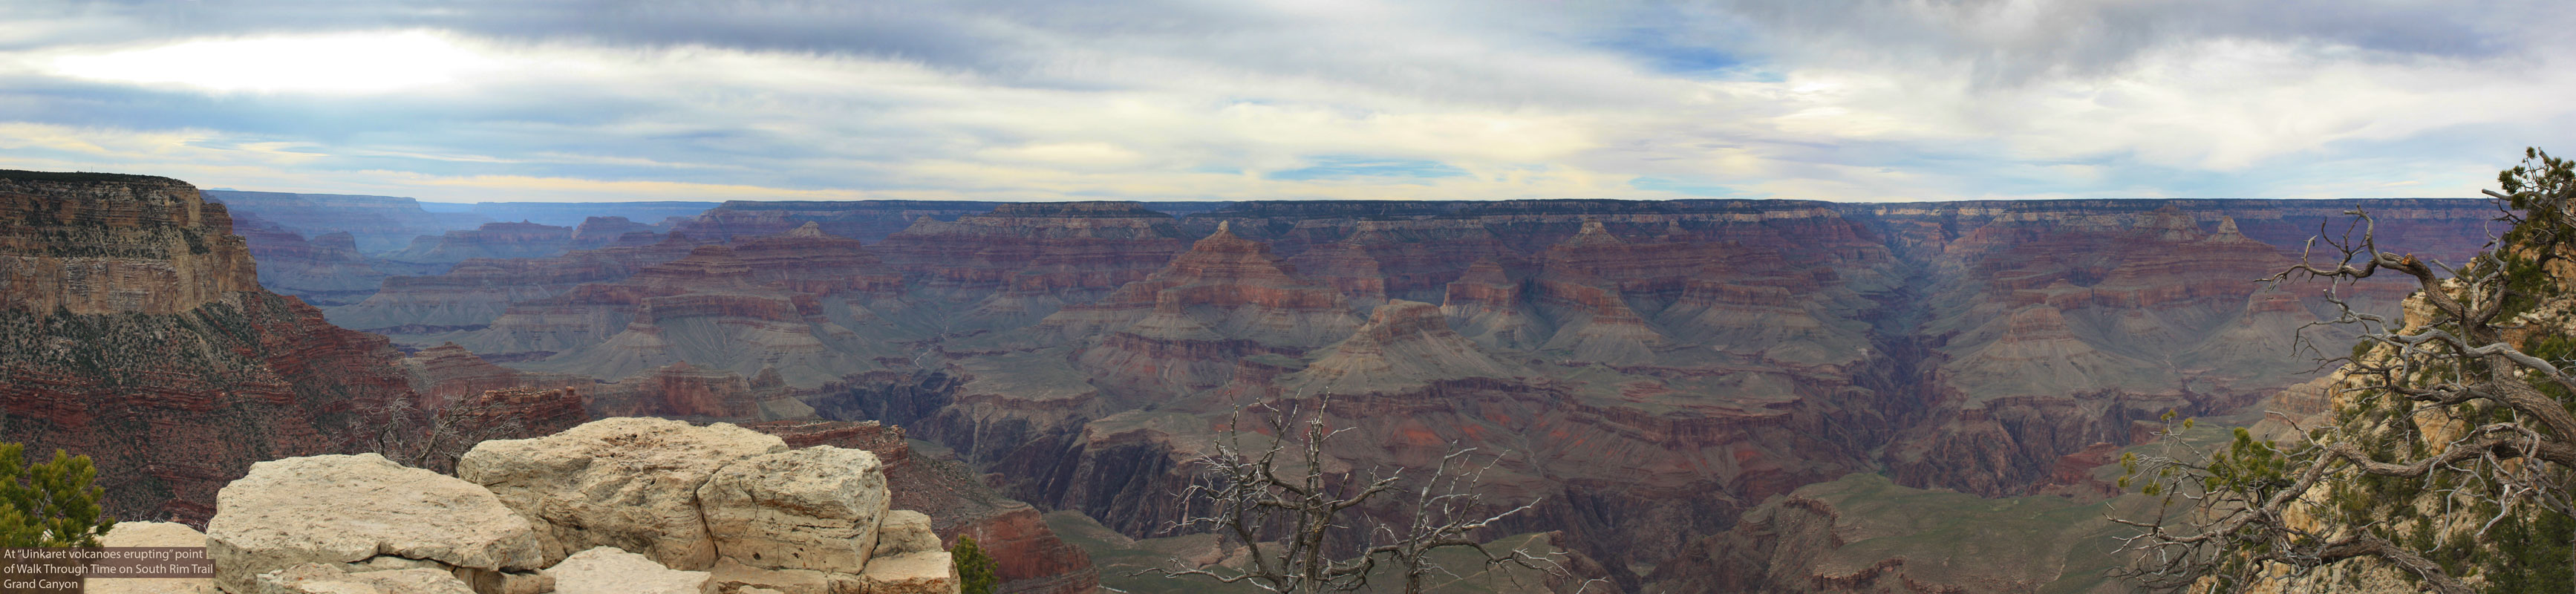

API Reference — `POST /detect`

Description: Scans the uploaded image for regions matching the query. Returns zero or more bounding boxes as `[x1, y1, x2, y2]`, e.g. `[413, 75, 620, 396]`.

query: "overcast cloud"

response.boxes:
[0, 0, 2566, 202]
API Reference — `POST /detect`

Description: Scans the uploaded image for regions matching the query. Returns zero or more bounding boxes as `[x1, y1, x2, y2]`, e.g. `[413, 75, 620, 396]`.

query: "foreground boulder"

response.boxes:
[544, 546, 716, 594]
[455, 417, 787, 568]
[92, 522, 218, 594]
[698, 446, 891, 572]
[201, 418, 959, 594]
[872, 510, 942, 557]
[206, 454, 547, 594]
[855, 552, 962, 594]
[253, 564, 477, 594]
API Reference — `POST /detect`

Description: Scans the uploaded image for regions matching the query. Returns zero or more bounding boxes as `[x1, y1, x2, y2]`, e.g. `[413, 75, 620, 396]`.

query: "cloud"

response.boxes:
[0, 0, 2566, 203]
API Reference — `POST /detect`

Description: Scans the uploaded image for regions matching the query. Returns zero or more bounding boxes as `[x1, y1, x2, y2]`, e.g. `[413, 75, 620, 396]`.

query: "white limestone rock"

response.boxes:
[456, 417, 786, 569]
[90, 521, 217, 594]
[873, 510, 943, 558]
[697, 446, 889, 573]
[855, 552, 961, 594]
[253, 564, 477, 594]
[206, 454, 546, 594]
[707, 558, 835, 594]
[544, 546, 717, 594]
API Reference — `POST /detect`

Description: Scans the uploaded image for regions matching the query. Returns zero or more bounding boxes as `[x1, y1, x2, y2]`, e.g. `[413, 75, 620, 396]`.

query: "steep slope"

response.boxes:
[0, 170, 417, 523]
[1283, 299, 1520, 395]
[1883, 206, 2341, 497]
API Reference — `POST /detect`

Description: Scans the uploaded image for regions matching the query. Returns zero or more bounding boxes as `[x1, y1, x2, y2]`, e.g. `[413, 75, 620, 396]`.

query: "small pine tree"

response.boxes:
[0, 443, 115, 547]
[952, 535, 1000, 594]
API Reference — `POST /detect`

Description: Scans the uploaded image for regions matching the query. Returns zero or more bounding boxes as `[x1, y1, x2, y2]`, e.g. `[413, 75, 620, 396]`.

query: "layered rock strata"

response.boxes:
[0, 171, 420, 523]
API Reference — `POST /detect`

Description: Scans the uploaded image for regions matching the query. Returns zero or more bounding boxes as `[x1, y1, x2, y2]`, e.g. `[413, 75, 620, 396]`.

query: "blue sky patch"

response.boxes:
[1266, 156, 1470, 183]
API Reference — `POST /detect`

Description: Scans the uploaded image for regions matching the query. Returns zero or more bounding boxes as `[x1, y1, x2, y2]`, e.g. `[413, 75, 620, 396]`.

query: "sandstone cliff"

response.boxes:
[0, 170, 420, 523]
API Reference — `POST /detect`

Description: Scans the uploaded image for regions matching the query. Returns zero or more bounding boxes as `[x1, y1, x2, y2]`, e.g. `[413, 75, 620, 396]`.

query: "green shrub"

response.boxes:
[0, 443, 115, 547]
[952, 535, 1000, 594]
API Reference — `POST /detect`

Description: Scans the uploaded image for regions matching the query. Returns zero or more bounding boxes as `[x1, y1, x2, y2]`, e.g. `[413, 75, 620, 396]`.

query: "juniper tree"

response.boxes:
[2116, 148, 2576, 593]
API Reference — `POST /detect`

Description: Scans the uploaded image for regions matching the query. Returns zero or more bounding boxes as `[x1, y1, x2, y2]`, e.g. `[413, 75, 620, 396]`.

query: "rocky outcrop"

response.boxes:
[545, 547, 714, 594]
[200, 418, 966, 594]
[204, 453, 547, 594]
[2, 172, 261, 314]
[1285, 299, 1519, 395]
[93, 522, 220, 594]
[698, 447, 893, 572]
[399, 344, 584, 410]
[564, 216, 656, 250]
[0, 170, 421, 523]
[254, 564, 479, 594]
[740, 420, 1100, 594]
[454, 418, 786, 568]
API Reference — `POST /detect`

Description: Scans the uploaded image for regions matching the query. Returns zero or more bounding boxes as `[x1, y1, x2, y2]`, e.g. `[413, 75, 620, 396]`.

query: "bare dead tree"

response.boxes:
[2113, 148, 2576, 593]
[1143, 392, 1597, 593]
[359, 392, 532, 473]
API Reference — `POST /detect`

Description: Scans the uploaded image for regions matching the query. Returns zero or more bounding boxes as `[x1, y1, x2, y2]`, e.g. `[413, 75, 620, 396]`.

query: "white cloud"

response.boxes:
[0, 1, 2567, 203]
[47, 30, 501, 94]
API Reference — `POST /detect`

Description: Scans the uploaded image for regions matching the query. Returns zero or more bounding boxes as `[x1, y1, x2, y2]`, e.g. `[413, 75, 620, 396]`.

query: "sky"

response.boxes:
[1, 1, 2569, 203]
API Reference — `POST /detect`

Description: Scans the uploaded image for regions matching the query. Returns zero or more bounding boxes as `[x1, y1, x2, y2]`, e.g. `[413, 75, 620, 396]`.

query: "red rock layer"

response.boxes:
[873, 202, 1190, 327]
[728, 222, 904, 299]
[1043, 223, 1360, 394]
[399, 343, 584, 410]
[586, 362, 814, 420]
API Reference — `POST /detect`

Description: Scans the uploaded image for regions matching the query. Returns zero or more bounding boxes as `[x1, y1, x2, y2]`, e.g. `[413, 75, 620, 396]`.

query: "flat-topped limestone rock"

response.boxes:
[544, 546, 716, 594]
[206, 454, 545, 594]
[698, 446, 890, 573]
[253, 564, 477, 594]
[457, 417, 786, 569]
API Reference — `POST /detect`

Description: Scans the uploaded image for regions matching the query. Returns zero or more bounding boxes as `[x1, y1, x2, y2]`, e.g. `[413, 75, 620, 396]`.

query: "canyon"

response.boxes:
[324, 195, 2498, 590]
[5, 169, 2511, 592]
[1, 172, 1100, 593]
